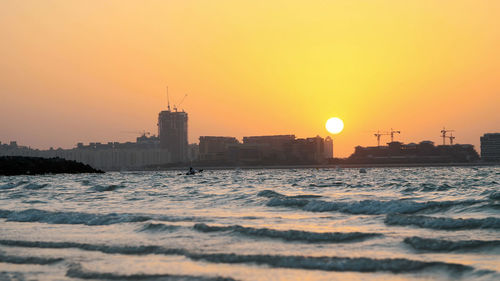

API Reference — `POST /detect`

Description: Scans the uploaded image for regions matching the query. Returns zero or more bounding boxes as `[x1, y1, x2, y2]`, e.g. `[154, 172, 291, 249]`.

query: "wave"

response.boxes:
[266, 197, 480, 215]
[193, 223, 381, 243]
[421, 183, 454, 192]
[404, 236, 500, 252]
[138, 223, 180, 233]
[0, 209, 150, 225]
[0, 239, 186, 256]
[257, 190, 322, 199]
[0, 254, 63, 265]
[0, 239, 475, 274]
[0, 208, 199, 226]
[89, 184, 124, 192]
[385, 214, 500, 230]
[489, 192, 500, 200]
[24, 183, 48, 190]
[66, 263, 237, 281]
[0, 181, 27, 190]
[187, 253, 473, 274]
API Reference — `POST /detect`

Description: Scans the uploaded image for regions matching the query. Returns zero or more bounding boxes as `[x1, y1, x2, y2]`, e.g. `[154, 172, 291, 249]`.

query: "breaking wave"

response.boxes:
[404, 236, 500, 252]
[24, 183, 48, 190]
[187, 253, 474, 274]
[266, 197, 480, 215]
[0, 208, 200, 226]
[257, 190, 284, 198]
[385, 214, 500, 230]
[257, 190, 322, 199]
[0, 182, 27, 190]
[138, 223, 181, 233]
[0, 239, 186, 256]
[420, 183, 455, 192]
[193, 223, 381, 243]
[89, 184, 124, 192]
[0, 239, 476, 274]
[0, 254, 63, 265]
[489, 192, 500, 200]
[66, 263, 236, 281]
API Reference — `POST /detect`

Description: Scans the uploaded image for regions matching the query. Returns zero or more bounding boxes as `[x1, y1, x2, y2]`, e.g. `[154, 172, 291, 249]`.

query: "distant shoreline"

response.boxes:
[144, 162, 500, 171]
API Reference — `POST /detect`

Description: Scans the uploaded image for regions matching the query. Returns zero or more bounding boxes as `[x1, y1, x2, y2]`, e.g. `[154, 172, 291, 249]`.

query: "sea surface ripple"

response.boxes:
[0, 167, 499, 280]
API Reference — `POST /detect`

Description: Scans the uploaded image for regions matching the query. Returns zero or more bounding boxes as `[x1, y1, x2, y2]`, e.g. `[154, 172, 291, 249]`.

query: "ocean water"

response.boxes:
[0, 167, 499, 281]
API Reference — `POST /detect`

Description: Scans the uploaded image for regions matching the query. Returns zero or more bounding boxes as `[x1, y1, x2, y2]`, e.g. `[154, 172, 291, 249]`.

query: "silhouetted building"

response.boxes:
[324, 136, 333, 158]
[199, 136, 239, 162]
[481, 133, 500, 162]
[158, 110, 188, 163]
[292, 136, 325, 163]
[196, 134, 329, 165]
[0, 135, 171, 170]
[348, 141, 479, 164]
[243, 135, 295, 163]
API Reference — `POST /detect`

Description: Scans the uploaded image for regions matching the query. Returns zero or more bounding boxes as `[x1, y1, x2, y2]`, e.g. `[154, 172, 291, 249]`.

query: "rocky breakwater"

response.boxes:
[0, 156, 104, 176]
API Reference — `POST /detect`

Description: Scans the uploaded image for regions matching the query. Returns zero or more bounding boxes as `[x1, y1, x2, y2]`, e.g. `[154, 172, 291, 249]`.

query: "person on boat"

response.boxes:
[187, 166, 196, 175]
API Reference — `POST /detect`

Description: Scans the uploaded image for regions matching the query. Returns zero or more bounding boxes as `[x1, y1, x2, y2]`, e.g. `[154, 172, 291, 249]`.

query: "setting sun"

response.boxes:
[326, 117, 344, 134]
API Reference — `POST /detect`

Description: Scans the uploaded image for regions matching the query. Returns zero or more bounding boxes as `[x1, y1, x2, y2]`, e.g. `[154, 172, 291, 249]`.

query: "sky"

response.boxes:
[0, 0, 499, 157]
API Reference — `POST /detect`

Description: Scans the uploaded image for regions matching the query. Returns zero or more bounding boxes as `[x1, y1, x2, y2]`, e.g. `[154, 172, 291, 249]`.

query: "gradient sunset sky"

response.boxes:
[1, 1, 499, 157]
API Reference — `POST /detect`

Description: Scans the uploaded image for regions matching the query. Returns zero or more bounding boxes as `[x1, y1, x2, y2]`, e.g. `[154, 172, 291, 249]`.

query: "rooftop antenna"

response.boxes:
[167, 86, 171, 111]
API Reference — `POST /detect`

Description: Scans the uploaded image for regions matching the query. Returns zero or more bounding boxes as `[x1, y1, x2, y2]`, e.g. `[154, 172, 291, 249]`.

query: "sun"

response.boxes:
[326, 117, 344, 134]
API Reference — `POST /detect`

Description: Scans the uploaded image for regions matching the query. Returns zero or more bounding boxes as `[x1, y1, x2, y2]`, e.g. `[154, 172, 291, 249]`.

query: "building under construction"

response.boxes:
[347, 141, 479, 164]
[157, 88, 189, 163]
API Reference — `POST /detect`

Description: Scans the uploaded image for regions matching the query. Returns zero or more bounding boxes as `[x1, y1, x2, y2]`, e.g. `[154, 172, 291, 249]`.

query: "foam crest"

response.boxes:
[257, 190, 284, 198]
[404, 236, 500, 252]
[0, 181, 26, 190]
[138, 223, 180, 233]
[0, 254, 63, 265]
[0, 209, 150, 225]
[89, 184, 124, 192]
[267, 197, 480, 215]
[0, 208, 201, 226]
[66, 264, 236, 281]
[193, 223, 381, 243]
[187, 253, 473, 274]
[385, 214, 500, 230]
[23, 183, 48, 190]
[489, 192, 500, 200]
[257, 190, 322, 199]
[0, 239, 186, 256]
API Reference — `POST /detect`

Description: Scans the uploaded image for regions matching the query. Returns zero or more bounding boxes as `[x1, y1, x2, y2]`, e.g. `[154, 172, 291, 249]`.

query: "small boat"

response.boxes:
[185, 167, 203, 175]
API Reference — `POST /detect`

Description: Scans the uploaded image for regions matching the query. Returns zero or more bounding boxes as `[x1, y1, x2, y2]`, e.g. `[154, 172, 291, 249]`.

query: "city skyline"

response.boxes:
[1, 1, 499, 157]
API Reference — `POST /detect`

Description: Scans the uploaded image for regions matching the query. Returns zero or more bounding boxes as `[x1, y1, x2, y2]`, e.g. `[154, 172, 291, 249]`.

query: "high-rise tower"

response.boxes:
[158, 109, 188, 163]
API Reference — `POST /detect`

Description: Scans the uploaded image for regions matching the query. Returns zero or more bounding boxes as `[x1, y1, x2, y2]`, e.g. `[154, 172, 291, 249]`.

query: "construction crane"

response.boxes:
[389, 128, 401, 142]
[374, 130, 391, 147]
[440, 127, 455, 145]
[173, 93, 188, 112]
[166, 86, 171, 111]
[448, 132, 456, 145]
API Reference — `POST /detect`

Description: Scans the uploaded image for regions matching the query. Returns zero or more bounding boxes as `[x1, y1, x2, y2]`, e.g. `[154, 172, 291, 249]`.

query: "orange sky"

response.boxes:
[1, 0, 499, 157]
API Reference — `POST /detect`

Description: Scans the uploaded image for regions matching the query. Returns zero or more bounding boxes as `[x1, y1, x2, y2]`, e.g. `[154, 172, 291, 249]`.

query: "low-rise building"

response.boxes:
[0, 135, 171, 171]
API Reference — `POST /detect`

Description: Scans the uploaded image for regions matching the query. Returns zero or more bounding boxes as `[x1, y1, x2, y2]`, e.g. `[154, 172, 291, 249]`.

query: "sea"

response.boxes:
[0, 167, 499, 281]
